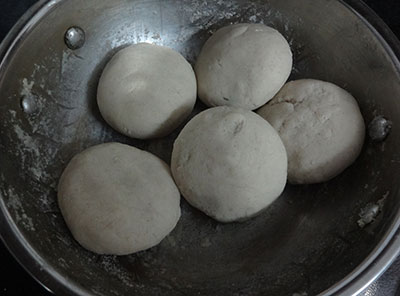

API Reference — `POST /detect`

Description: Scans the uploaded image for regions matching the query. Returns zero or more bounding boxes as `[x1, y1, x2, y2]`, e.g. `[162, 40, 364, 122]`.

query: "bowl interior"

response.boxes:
[1, 0, 400, 295]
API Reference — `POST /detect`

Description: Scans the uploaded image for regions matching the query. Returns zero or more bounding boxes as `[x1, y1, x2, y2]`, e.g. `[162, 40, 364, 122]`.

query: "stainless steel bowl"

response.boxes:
[1, 0, 400, 295]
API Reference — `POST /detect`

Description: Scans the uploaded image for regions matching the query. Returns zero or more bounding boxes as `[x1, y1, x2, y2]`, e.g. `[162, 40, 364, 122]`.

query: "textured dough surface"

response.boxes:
[97, 43, 197, 139]
[195, 23, 292, 110]
[58, 143, 181, 255]
[171, 106, 287, 223]
[257, 79, 365, 184]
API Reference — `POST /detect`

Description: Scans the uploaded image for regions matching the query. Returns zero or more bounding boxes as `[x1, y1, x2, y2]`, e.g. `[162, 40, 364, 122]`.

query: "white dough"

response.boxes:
[97, 43, 197, 139]
[195, 23, 293, 110]
[257, 79, 366, 184]
[171, 106, 287, 223]
[58, 143, 181, 255]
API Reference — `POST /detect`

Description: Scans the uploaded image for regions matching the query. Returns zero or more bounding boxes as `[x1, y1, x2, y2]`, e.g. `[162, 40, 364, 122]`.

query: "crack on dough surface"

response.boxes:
[258, 79, 365, 184]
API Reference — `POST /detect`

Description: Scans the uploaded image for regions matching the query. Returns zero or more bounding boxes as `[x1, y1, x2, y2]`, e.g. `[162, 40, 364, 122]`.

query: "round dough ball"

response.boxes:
[97, 43, 197, 139]
[171, 106, 287, 223]
[257, 79, 365, 184]
[58, 143, 181, 255]
[195, 23, 292, 110]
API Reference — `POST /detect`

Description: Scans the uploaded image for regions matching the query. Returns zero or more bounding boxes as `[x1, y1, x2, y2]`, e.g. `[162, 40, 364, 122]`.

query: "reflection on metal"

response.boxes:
[369, 116, 392, 142]
[64, 26, 85, 50]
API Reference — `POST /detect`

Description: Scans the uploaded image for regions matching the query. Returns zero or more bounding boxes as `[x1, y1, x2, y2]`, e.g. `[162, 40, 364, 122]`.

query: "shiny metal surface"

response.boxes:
[359, 256, 400, 296]
[368, 116, 392, 142]
[64, 26, 86, 50]
[1, 0, 400, 296]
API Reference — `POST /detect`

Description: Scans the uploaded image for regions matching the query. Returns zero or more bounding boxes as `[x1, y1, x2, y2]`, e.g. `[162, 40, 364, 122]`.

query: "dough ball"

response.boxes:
[97, 43, 197, 139]
[58, 143, 181, 255]
[257, 79, 365, 184]
[195, 23, 292, 110]
[171, 106, 287, 223]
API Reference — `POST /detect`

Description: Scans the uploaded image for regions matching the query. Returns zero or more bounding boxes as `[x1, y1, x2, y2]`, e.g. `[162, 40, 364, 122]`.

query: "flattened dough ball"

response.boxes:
[97, 43, 197, 139]
[171, 106, 287, 223]
[58, 143, 181, 255]
[257, 79, 365, 184]
[195, 23, 292, 110]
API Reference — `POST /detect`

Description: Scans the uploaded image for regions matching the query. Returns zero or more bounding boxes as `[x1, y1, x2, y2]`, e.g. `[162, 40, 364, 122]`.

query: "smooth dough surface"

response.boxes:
[58, 143, 181, 255]
[257, 79, 365, 184]
[97, 43, 197, 139]
[171, 106, 287, 223]
[195, 23, 292, 110]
